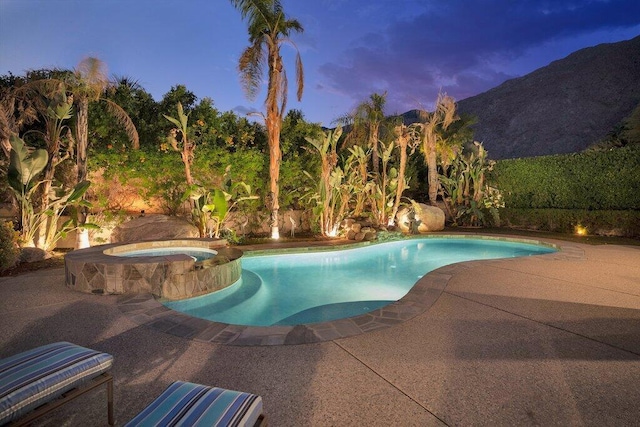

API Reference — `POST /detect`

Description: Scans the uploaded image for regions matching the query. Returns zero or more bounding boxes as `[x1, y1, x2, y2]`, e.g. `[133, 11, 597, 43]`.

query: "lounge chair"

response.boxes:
[1, 343, 264, 427]
[0, 341, 114, 426]
[125, 381, 265, 427]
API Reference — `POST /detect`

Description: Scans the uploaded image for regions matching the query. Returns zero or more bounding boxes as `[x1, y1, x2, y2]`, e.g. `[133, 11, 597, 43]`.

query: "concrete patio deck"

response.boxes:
[1, 235, 639, 426]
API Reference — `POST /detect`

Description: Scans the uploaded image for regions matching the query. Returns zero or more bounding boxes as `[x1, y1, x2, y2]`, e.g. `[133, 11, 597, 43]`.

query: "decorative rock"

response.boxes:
[111, 215, 199, 243]
[364, 231, 377, 241]
[396, 203, 445, 233]
[343, 218, 355, 228]
[351, 223, 362, 233]
[346, 230, 356, 240]
[18, 247, 48, 263]
[354, 232, 366, 241]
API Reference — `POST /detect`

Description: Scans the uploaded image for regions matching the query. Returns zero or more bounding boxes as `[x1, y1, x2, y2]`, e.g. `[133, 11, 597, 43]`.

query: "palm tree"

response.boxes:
[230, 0, 304, 239]
[413, 93, 458, 205]
[68, 57, 139, 248]
[356, 92, 387, 177]
[389, 123, 418, 225]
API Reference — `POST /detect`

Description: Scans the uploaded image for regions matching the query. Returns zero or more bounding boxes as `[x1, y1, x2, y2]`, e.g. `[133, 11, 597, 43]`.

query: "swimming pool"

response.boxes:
[163, 237, 556, 326]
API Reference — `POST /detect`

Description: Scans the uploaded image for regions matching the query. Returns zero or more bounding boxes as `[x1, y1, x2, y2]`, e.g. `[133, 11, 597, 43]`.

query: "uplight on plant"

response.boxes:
[574, 225, 588, 236]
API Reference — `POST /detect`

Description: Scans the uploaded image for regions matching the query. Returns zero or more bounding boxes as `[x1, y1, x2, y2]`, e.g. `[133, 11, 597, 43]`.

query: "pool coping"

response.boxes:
[117, 234, 585, 346]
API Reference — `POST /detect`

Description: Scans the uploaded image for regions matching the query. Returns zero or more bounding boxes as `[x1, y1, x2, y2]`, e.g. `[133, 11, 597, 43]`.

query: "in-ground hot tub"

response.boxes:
[64, 239, 243, 300]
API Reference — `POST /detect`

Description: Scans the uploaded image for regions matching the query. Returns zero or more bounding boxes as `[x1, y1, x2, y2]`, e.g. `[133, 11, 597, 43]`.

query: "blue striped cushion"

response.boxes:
[125, 381, 263, 427]
[0, 341, 113, 425]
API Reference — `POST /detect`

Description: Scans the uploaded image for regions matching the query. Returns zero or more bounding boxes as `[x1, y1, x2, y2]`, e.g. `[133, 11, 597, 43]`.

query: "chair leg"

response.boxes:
[107, 375, 115, 426]
[8, 373, 114, 427]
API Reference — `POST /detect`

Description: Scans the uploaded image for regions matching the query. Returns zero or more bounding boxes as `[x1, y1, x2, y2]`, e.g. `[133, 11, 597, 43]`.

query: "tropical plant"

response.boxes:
[439, 142, 504, 226]
[389, 123, 419, 225]
[0, 221, 19, 271]
[90, 76, 160, 149]
[412, 93, 459, 205]
[163, 102, 196, 188]
[304, 127, 345, 236]
[33, 90, 75, 248]
[230, 0, 305, 239]
[346, 145, 371, 217]
[7, 134, 47, 246]
[370, 139, 396, 226]
[182, 166, 258, 238]
[67, 57, 139, 248]
[346, 92, 387, 177]
[8, 135, 94, 250]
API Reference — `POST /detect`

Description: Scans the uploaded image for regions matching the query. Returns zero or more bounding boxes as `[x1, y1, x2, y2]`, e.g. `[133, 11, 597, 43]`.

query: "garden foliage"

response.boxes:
[0, 221, 19, 271]
[492, 145, 640, 210]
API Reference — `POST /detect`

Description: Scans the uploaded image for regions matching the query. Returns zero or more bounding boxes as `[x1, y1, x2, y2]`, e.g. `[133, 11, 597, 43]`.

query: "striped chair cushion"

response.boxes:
[125, 381, 263, 427]
[0, 341, 113, 425]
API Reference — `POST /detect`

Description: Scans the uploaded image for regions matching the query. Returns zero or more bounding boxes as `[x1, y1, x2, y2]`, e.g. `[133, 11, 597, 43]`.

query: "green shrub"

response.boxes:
[89, 146, 268, 215]
[492, 145, 640, 210]
[501, 208, 640, 237]
[0, 221, 19, 271]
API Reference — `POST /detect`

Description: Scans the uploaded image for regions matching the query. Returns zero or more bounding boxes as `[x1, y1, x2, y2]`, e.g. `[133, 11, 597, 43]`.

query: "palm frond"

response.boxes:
[295, 50, 304, 102]
[102, 99, 139, 149]
[279, 67, 288, 116]
[75, 57, 108, 101]
[238, 43, 265, 101]
[231, 0, 274, 35]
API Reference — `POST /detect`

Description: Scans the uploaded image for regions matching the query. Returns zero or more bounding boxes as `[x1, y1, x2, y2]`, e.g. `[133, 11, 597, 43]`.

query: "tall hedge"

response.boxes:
[491, 145, 640, 210]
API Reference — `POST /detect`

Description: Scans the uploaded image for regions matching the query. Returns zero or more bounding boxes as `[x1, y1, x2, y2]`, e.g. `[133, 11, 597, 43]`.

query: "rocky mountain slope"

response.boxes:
[452, 35, 640, 159]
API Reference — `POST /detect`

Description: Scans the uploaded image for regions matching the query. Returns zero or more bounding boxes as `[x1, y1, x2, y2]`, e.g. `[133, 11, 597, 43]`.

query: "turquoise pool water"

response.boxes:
[164, 237, 556, 326]
[118, 247, 217, 262]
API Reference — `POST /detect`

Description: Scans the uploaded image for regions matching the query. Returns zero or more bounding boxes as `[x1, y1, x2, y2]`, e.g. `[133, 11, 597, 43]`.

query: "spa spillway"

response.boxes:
[64, 239, 243, 300]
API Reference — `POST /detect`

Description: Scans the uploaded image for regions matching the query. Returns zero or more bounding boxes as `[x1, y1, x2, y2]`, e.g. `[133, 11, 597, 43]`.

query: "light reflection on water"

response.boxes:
[164, 238, 555, 326]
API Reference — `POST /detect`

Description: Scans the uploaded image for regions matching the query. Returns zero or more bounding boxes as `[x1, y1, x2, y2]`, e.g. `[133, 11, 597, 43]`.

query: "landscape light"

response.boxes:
[574, 225, 588, 236]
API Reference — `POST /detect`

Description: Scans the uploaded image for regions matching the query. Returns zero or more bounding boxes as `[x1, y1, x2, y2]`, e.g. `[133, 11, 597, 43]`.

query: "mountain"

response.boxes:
[448, 36, 640, 159]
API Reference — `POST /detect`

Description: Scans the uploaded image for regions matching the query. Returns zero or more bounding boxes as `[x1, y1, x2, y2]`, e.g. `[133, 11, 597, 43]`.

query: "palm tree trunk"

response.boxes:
[75, 98, 90, 249]
[265, 91, 282, 238]
[267, 121, 281, 239]
[391, 133, 409, 225]
[265, 49, 284, 239]
[370, 123, 379, 177]
[427, 148, 438, 205]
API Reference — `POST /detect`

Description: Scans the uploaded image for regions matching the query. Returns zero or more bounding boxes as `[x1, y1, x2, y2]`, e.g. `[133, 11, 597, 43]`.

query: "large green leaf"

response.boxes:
[8, 135, 48, 191]
[163, 114, 182, 129]
[66, 180, 91, 204]
[212, 189, 228, 218]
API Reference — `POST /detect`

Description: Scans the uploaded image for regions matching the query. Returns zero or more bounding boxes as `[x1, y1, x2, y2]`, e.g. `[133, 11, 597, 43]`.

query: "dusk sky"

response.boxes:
[1, 0, 639, 126]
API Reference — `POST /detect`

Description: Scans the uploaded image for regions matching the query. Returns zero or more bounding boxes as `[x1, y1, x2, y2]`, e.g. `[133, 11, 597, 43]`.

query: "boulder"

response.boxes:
[396, 204, 445, 233]
[111, 215, 199, 243]
[18, 247, 48, 263]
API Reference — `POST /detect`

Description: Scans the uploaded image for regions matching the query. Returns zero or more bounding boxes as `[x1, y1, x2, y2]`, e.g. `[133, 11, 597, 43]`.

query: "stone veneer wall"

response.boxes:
[65, 239, 243, 300]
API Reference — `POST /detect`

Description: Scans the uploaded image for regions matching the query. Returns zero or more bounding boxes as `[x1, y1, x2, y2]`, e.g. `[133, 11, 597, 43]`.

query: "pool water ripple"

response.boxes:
[164, 237, 555, 326]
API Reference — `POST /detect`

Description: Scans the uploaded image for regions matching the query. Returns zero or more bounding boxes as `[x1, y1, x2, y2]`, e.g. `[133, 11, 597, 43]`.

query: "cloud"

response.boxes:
[318, 0, 640, 113]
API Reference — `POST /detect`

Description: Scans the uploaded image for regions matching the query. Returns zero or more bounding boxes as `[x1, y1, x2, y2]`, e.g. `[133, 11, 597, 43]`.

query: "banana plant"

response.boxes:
[8, 135, 48, 194]
[8, 135, 48, 246]
[8, 135, 96, 249]
[163, 102, 196, 190]
[373, 139, 396, 226]
[438, 141, 503, 226]
[39, 180, 97, 251]
[304, 127, 344, 236]
[182, 166, 258, 238]
[346, 145, 371, 217]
